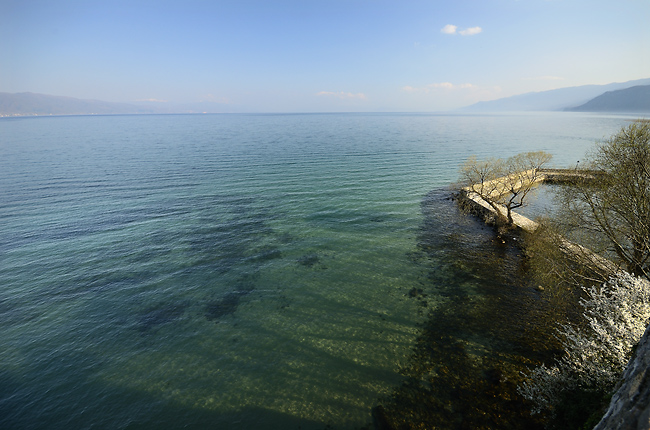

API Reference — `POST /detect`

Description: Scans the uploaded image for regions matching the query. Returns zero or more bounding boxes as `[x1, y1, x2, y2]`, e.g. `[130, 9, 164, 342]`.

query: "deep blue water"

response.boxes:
[0, 112, 635, 429]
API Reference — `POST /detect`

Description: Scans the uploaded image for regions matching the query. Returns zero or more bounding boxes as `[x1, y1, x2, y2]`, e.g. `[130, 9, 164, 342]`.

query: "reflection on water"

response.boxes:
[375, 189, 563, 429]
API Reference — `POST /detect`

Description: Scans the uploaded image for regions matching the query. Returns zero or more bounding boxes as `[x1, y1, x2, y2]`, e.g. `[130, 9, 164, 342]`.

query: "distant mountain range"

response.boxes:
[565, 85, 650, 112]
[2, 78, 650, 116]
[0, 92, 236, 116]
[0, 92, 156, 116]
[462, 78, 650, 112]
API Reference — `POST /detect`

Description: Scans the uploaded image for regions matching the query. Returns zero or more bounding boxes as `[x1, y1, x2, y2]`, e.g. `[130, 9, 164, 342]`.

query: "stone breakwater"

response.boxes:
[459, 168, 619, 273]
[460, 168, 600, 232]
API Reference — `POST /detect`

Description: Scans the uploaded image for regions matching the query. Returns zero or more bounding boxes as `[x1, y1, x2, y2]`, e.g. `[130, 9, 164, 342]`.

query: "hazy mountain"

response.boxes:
[0, 92, 158, 116]
[462, 78, 650, 112]
[0, 92, 240, 116]
[4, 80, 649, 116]
[565, 85, 650, 112]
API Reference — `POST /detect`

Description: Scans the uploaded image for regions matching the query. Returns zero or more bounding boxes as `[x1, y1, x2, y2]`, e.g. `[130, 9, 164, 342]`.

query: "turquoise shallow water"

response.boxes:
[0, 112, 636, 429]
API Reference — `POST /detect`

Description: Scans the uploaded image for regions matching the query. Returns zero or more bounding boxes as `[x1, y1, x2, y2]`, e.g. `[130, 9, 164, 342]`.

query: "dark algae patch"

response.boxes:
[298, 253, 321, 268]
[374, 189, 562, 429]
[137, 302, 189, 333]
[205, 292, 243, 321]
[297, 252, 330, 270]
[205, 280, 255, 322]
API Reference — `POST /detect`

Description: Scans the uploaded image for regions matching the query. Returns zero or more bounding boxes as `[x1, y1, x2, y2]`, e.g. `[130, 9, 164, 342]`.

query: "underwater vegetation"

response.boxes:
[205, 282, 255, 322]
[298, 253, 321, 268]
[123, 194, 287, 331]
[137, 302, 189, 333]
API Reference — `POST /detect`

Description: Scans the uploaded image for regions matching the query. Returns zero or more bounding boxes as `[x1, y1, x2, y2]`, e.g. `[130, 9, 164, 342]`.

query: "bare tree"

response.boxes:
[461, 151, 553, 227]
[558, 122, 650, 280]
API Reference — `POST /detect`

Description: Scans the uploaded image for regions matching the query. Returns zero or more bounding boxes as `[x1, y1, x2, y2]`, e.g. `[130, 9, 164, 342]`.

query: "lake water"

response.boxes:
[0, 112, 636, 429]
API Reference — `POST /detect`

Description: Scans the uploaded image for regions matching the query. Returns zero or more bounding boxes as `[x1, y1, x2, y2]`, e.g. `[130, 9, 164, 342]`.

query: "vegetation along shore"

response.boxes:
[373, 121, 650, 430]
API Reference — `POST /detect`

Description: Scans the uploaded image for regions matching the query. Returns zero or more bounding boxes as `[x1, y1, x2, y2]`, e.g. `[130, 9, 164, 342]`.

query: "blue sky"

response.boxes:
[1, 0, 649, 112]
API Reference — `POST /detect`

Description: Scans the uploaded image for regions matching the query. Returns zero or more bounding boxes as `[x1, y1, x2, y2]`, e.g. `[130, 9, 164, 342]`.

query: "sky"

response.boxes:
[1, 0, 649, 112]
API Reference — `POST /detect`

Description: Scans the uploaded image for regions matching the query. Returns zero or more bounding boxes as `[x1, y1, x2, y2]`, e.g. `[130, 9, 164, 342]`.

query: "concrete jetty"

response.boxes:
[460, 168, 620, 274]
[460, 168, 600, 233]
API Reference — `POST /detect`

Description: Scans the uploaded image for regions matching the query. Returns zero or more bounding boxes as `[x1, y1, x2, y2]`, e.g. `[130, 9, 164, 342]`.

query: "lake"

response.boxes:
[0, 112, 636, 429]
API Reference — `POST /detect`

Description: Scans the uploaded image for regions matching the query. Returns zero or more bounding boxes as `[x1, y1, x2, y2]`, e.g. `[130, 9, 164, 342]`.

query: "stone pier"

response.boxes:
[459, 168, 619, 274]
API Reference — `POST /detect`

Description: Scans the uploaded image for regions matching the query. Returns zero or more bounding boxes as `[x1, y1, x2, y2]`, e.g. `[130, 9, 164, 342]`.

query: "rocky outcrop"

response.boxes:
[594, 324, 650, 430]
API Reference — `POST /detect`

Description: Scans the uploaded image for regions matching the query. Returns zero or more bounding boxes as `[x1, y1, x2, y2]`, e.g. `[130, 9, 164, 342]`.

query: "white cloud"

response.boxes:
[441, 24, 457, 34]
[441, 24, 482, 36]
[316, 91, 367, 100]
[459, 26, 482, 36]
[136, 98, 168, 102]
[430, 82, 455, 89]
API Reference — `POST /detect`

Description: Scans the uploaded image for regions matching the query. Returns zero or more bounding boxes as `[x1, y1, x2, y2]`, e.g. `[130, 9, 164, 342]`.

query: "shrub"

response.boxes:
[519, 272, 650, 422]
